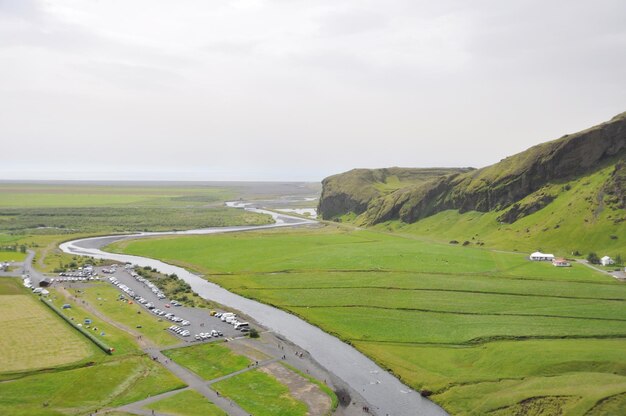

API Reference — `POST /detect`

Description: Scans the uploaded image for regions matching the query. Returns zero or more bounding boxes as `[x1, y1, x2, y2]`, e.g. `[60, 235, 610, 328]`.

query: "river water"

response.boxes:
[59, 206, 448, 416]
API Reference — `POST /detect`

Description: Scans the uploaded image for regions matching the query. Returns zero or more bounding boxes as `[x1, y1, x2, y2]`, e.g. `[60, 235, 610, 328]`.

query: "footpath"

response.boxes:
[56, 285, 367, 416]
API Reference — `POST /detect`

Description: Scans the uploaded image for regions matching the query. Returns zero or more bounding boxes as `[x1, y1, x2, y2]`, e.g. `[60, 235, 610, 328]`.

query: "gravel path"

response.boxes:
[53, 285, 250, 416]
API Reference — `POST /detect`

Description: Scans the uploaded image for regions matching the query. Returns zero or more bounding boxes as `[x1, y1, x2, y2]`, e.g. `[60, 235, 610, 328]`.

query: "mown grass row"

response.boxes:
[40, 297, 114, 354]
[0, 283, 186, 415]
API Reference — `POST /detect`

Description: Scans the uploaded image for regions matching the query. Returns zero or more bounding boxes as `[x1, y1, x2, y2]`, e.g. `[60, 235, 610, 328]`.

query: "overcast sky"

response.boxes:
[1, 0, 625, 182]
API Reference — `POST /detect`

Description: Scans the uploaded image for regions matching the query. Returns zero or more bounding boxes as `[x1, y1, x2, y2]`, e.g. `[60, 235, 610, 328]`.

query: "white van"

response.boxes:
[220, 313, 235, 322]
[234, 322, 249, 330]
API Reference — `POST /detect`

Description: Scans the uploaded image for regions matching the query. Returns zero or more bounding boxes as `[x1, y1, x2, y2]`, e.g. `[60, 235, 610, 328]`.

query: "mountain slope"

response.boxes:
[380, 164, 626, 255]
[318, 167, 472, 220]
[318, 112, 626, 254]
[360, 112, 626, 224]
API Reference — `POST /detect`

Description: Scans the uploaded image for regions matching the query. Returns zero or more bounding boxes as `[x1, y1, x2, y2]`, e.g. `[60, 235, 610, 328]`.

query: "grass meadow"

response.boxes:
[0, 251, 26, 262]
[212, 369, 308, 416]
[0, 354, 184, 416]
[162, 342, 251, 381]
[0, 280, 186, 415]
[0, 183, 232, 208]
[69, 283, 179, 348]
[0, 182, 272, 274]
[0, 279, 93, 374]
[110, 225, 626, 415]
[145, 389, 226, 416]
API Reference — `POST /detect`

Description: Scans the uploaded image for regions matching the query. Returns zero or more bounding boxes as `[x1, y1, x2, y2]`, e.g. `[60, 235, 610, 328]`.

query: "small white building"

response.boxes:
[552, 258, 571, 267]
[530, 252, 555, 261]
[601, 256, 615, 266]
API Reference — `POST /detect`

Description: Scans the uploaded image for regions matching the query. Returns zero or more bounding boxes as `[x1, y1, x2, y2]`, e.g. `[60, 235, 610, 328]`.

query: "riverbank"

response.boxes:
[60, 206, 447, 416]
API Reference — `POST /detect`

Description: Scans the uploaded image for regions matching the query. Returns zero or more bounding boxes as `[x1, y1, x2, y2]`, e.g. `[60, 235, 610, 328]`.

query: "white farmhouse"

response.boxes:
[600, 256, 615, 266]
[530, 252, 555, 261]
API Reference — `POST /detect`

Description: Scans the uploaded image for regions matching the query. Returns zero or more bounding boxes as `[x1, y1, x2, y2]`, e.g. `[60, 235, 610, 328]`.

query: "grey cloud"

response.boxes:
[315, 9, 387, 36]
[202, 39, 259, 56]
[0, 0, 625, 181]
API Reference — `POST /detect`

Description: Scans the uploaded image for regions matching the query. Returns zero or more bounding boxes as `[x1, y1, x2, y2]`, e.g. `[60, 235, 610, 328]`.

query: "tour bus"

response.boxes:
[234, 322, 249, 330]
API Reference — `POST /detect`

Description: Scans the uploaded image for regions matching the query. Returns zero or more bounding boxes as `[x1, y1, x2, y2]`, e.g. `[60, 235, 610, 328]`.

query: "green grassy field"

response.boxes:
[145, 389, 226, 416]
[0, 280, 185, 415]
[0, 355, 185, 415]
[47, 287, 144, 356]
[162, 342, 251, 381]
[0, 183, 267, 234]
[0, 182, 274, 274]
[213, 369, 307, 416]
[0, 206, 272, 234]
[0, 251, 26, 262]
[110, 225, 626, 415]
[0, 183, 232, 208]
[68, 283, 179, 348]
[0, 279, 93, 374]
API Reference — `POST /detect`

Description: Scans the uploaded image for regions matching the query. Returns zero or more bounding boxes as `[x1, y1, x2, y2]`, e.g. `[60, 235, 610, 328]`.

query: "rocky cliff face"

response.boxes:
[604, 160, 626, 209]
[317, 167, 470, 220]
[319, 112, 626, 224]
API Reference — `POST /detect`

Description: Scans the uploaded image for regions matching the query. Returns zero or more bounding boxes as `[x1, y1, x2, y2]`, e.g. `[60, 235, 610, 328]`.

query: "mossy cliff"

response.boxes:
[319, 112, 626, 226]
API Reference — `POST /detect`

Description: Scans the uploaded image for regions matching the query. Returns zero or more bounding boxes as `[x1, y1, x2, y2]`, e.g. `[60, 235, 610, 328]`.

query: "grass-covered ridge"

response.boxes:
[379, 164, 626, 255]
[109, 225, 626, 415]
[318, 167, 471, 220]
[318, 112, 626, 260]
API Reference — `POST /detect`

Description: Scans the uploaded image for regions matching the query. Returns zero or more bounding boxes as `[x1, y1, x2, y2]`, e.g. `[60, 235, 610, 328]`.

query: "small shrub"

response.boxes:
[587, 252, 600, 264]
[462, 241, 470, 246]
[248, 328, 259, 338]
[449, 240, 459, 245]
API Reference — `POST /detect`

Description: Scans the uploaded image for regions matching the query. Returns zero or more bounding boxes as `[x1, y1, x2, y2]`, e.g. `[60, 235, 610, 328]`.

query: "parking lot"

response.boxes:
[61, 264, 250, 343]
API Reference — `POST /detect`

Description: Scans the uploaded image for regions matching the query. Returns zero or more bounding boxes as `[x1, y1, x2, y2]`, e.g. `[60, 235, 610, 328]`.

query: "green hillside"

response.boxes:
[378, 164, 626, 256]
[319, 112, 626, 256]
[318, 167, 472, 220]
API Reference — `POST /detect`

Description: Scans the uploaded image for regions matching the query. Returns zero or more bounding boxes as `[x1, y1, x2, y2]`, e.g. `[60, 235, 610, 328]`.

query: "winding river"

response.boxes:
[60, 205, 448, 416]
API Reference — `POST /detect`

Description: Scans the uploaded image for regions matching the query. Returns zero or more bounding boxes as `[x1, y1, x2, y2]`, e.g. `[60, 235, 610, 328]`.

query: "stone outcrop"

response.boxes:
[318, 167, 470, 220]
